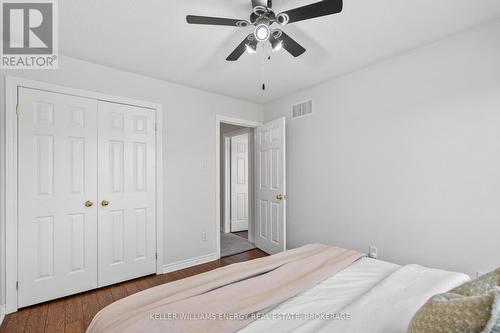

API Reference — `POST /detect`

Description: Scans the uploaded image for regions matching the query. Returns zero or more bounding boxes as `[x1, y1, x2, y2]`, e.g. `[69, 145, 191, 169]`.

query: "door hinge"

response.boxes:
[16, 281, 18, 290]
[16, 104, 20, 115]
[155, 252, 158, 260]
[155, 122, 158, 132]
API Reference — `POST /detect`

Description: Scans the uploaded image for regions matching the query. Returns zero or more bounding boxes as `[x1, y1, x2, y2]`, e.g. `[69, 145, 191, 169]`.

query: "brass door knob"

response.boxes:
[276, 194, 287, 201]
[84, 200, 94, 207]
[101, 200, 110, 207]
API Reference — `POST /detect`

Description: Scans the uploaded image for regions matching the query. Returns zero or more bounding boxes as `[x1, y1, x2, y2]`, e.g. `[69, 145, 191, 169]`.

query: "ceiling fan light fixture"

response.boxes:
[246, 43, 257, 54]
[255, 23, 271, 42]
[276, 13, 289, 25]
[187, 0, 343, 61]
[269, 31, 283, 52]
[253, 5, 267, 16]
[236, 20, 250, 27]
[272, 40, 283, 52]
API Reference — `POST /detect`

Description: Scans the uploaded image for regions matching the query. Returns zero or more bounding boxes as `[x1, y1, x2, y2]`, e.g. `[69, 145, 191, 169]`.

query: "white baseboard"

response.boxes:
[162, 253, 218, 274]
[0, 304, 5, 326]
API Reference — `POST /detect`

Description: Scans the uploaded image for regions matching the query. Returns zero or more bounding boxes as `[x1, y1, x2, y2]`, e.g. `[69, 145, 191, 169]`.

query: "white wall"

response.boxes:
[264, 20, 500, 277]
[0, 55, 263, 304]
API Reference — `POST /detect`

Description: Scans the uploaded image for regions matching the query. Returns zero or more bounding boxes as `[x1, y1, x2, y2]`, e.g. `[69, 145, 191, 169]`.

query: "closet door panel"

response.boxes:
[18, 88, 98, 308]
[98, 101, 156, 287]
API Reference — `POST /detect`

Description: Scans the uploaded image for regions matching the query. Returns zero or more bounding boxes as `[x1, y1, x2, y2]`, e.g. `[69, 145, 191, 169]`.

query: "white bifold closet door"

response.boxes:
[18, 88, 99, 307]
[18, 89, 157, 308]
[97, 101, 156, 287]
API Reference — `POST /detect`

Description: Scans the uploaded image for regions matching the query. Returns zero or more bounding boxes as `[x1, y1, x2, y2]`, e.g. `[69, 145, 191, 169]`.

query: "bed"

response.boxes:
[242, 257, 470, 332]
[86, 244, 470, 333]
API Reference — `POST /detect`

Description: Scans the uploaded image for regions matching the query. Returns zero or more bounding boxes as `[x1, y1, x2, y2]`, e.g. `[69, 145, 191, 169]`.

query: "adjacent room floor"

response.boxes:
[0, 249, 268, 333]
[220, 232, 256, 257]
[232, 231, 248, 239]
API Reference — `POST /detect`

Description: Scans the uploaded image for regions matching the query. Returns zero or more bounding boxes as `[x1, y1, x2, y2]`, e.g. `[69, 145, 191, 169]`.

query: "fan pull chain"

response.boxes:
[262, 68, 266, 91]
[261, 43, 271, 91]
[261, 45, 266, 91]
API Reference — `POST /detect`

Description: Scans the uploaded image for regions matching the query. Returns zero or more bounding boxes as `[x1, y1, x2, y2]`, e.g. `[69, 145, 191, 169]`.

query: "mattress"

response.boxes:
[240, 257, 400, 332]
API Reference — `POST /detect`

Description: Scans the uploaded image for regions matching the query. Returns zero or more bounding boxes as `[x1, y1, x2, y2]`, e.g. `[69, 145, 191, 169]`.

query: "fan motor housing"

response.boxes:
[250, 7, 276, 25]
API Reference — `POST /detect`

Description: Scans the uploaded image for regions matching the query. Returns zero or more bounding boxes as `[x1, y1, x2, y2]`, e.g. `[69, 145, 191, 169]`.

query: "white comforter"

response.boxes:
[241, 258, 469, 333]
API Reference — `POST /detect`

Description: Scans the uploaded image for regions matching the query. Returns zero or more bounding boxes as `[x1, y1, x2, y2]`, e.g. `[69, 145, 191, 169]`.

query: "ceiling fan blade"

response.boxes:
[278, 0, 343, 24]
[226, 34, 256, 61]
[276, 31, 306, 57]
[186, 15, 249, 27]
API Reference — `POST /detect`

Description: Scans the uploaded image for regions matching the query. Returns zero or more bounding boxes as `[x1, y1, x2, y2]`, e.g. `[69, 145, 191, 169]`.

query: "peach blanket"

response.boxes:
[86, 244, 363, 333]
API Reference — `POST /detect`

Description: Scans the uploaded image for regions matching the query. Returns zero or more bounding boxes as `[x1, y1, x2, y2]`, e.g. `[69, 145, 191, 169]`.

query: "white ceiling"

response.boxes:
[61, 0, 500, 104]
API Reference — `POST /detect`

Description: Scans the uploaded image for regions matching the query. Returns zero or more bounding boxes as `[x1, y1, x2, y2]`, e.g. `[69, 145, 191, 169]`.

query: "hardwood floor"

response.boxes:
[0, 249, 268, 333]
[232, 230, 248, 239]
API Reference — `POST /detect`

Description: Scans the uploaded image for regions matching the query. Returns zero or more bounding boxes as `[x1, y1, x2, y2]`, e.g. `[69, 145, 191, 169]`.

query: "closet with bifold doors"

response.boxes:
[17, 87, 157, 307]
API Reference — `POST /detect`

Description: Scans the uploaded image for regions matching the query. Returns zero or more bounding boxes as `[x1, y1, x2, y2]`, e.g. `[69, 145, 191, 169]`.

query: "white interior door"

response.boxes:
[18, 88, 98, 307]
[231, 133, 249, 232]
[255, 118, 286, 254]
[97, 101, 157, 287]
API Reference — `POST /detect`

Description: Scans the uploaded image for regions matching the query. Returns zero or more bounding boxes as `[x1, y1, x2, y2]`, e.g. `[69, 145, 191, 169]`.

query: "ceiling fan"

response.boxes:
[186, 0, 343, 61]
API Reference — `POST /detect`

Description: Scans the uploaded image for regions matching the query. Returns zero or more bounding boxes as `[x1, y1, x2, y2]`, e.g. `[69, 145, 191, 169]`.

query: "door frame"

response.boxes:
[4, 76, 164, 313]
[223, 135, 231, 234]
[215, 116, 261, 259]
[222, 128, 251, 234]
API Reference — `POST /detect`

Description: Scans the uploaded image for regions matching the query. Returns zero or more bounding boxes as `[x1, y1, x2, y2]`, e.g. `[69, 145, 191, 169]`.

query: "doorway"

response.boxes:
[220, 124, 256, 257]
[215, 115, 287, 259]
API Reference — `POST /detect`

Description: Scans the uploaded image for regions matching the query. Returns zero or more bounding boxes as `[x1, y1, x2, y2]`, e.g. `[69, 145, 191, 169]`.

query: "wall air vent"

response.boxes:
[291, 99, 313, 120]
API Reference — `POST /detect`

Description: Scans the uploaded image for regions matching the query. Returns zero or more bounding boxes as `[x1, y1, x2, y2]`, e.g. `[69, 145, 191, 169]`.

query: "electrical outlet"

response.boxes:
[202, 232, 207, 242]
[369, 246, 378, 259]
